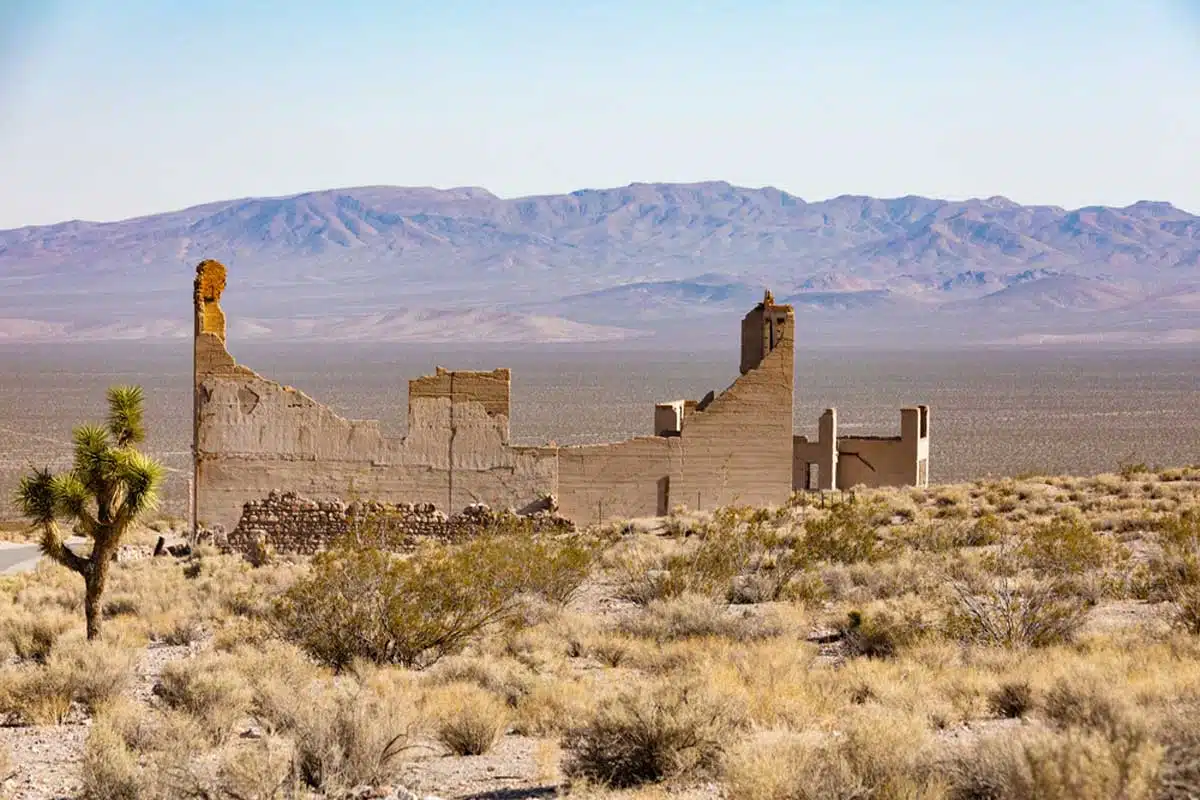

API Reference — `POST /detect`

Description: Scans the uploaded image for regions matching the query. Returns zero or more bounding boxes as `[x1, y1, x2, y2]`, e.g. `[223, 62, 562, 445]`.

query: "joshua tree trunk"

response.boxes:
[83, 559, 110, 641]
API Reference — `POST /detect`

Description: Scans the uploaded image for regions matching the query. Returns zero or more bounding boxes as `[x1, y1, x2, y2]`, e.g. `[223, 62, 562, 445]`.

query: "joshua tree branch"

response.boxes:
[39, 521, 90, 576]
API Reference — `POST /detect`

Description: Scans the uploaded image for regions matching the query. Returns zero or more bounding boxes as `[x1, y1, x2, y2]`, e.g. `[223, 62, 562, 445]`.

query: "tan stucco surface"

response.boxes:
[192, 261, 929, 532]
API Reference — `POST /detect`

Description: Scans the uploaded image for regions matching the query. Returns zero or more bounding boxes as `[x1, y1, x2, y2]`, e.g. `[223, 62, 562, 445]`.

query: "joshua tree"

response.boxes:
[16, 385, 165, 640]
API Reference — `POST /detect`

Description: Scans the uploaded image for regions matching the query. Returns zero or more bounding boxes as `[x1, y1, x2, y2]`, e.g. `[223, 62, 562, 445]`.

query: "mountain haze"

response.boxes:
[2, 182, 1197, 346]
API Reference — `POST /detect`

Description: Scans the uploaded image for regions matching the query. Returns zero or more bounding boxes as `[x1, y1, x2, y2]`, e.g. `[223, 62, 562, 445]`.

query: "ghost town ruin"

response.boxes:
[192, 259, 930, 542]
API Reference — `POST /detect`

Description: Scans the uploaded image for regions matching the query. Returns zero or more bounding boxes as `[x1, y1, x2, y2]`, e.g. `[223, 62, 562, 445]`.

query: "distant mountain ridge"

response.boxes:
[1, 182, 1197, 345]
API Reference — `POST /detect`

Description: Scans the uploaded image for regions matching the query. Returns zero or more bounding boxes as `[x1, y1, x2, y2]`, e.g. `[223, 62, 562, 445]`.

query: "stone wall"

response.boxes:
[220, 490, 573, 556]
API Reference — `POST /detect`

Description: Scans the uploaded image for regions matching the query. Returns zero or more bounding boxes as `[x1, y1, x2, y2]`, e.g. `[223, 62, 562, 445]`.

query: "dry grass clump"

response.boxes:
[619, 593, 783, 643]
[722, 709, 939, 799]
[3, 610, 73, 662]
[946, 726, 1161, 800]
[80, 716, 141, 800]
[987, 680, 1034, 719]
[837, 603, 932, 659]
[154, 652, 252, 742]
[285, 680, 417, 794]
[562, 680, 741, 788]
[424, 681, 510, 755]
[0, 637, 135, 724]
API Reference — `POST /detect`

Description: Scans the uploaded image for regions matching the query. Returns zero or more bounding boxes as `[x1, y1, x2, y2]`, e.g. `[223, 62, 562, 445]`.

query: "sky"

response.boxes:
[0, 0, 1198, 228]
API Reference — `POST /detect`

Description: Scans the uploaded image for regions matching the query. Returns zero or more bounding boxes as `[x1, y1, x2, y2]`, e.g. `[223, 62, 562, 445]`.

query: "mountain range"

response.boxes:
[2, 182, 1197, 346]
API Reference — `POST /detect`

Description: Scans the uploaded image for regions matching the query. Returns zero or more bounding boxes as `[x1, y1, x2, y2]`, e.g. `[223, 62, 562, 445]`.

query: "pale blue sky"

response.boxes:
[0, 0, 1197, 228]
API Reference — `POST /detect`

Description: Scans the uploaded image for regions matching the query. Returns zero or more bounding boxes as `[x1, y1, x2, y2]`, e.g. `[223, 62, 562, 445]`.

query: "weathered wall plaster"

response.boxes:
[192, 260, 930, 534]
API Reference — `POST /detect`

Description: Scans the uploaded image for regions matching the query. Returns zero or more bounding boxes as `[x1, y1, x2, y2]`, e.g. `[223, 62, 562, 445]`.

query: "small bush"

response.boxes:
[619, 594, 781, 643]
[1175, 584, 1200, 635]
[562, 682, 738, 788]
[286, 682, 416, 794]
[838, 607, 928, 659]
[1041, 676, 1133, 740]
[158, 615, 205, 646]
[102, 596, 141, 619]
[947, 726, 1160, 800]
[722, 709, 936, 800]
[518, 534, 598, 606]
[425, 682, 509, 756]
[1157, 706, 1200, 800]
[1018, 517, 1115, 576]
[47, 640, 135, 714]
[80, 718, 141, 800]
[947, 578, 1088, 648]
[276, 533, 585, 670]
[988, 681, 1034, 719]
[0, 664, 74, 725]
[4, 613, 71, 663]
[802, 502, 878, 564]
[154, 655, 251, 743]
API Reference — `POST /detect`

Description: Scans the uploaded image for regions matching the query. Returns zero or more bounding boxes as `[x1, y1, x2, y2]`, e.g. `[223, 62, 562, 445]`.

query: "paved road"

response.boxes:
[0, 538, 86, 576]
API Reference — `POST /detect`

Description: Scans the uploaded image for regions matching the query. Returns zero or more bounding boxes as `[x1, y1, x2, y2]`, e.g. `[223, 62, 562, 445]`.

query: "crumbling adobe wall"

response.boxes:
[557, 294, 796, 522]
[222, 491, 573, 556]
[194, 263, 818, 531]
[192, 260, 557, 533]
[836, 406, 930, 489]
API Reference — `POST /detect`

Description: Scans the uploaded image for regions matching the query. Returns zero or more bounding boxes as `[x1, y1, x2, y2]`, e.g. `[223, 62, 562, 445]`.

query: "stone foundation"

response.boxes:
[220, 490, 574, 556]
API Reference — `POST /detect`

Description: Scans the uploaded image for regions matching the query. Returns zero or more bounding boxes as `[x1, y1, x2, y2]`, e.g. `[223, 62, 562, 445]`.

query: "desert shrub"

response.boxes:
[245, 534, 274, 568]
[514, 533, 599, 606]
[425, 682, 509, 755]
[284, 681, 416, 794]
[838, 606, 929, 659]
[426, 654, 536, 707]
[1160, 508, 1200, 552]
[586, 633, 638, 668]
[722, 710, 936, 800]
[276, 534, 565, 669]
[1156, 706, 1200, 800]
[1041, 675, 1138, 741]
[213, 736, 296, 799]
[80, 718, 140, 800]
[947, 727, 1160, 800]
[154, 655, 252, 742]
[988, 681, 1035, 719]
[619, 507, 807, 605]
[514, 679, 596, 737]
[102, 595, 141, 619]
[158, 615, 204, 646]
[1017, 517, 1116, 576]
[562, 682, 739, 788]
[1174, 584, 1200, 635]
[45, 639, 135, 713]
[619, 594, 781, 643]
[947, 578, 1087, 648]
[3, 612, 72, 663]
[967, 513, 1006, 546]
[0, 665, 74, 725]
[802, 502, 878, 564]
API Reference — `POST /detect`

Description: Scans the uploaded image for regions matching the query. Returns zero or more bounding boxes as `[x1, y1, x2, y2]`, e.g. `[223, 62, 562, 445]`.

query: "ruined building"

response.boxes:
[192, 260, 930, 534]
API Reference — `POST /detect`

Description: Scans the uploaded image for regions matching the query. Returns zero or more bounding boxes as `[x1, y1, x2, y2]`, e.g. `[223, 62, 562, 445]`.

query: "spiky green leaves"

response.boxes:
[113, 449, 166, 520]
[13, 383, 164, 538]
[16, 468, 57, 526]
[106, 385, 146, 447]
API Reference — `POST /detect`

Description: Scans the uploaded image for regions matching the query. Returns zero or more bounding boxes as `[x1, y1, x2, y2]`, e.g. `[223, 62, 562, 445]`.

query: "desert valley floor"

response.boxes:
[0, 342, 1196, 520]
